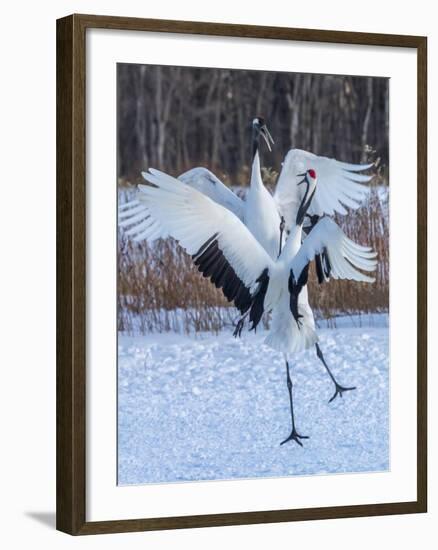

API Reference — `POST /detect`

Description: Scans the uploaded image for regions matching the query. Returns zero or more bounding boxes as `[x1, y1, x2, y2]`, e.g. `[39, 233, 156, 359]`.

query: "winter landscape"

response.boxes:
[118, 315, 388, 485]
[117, 64, 389, 485]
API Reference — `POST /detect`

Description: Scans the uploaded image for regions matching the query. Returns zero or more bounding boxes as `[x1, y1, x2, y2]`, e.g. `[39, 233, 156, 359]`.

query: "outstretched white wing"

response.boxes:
[125, 168, 273, 312]
[290, 217, 377, 283]
[273, 149, 373, 230]
[118, 191, 170, 241]
[178, 167, 244, 220]
[118, 167, 244, 240]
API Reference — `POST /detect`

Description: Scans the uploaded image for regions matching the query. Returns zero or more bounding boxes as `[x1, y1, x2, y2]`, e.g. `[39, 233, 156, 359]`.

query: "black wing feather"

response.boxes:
[192, 236, 253, 315]
[304, 216, 331, 284]
[315, 253, 325, 284]
[288, 264, 310, 326]
[249, 268, 270, 331]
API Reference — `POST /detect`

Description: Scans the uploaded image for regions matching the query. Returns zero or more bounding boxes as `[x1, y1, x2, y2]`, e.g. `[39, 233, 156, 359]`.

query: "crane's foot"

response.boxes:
[280, 429, 309, 447]
[328, 383, 356, 403]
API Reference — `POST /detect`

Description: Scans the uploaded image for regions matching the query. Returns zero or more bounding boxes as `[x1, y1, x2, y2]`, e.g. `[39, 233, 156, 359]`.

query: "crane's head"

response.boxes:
[296, 169, 317, 226]
[252, 117, 274, 152]
[297, 168, 317, 187]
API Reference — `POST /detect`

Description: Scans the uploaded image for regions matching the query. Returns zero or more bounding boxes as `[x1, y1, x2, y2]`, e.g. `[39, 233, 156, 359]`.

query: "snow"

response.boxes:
[118, 315, 389, 485]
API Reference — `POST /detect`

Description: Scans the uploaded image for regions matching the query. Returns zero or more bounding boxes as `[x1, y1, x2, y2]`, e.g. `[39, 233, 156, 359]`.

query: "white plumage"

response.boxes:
[133, 168, 376, 355]
[119, 133, 376, 355]
[178, 167, 244, 221]
[273, 149, 373, 230]
[135, 169, 268, 294]
[120, 149, 372, 254]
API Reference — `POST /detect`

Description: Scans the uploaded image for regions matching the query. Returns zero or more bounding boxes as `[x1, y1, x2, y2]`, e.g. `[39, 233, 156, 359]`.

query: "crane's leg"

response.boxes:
[315, 343, 356, 403]
[280, 356, 309, 446]
[233, 310, 249, 338]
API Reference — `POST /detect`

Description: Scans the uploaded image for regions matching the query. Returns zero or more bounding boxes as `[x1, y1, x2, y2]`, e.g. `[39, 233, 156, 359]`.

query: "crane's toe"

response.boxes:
[328, 384, 356, 403]
[280, 429, 309, 447]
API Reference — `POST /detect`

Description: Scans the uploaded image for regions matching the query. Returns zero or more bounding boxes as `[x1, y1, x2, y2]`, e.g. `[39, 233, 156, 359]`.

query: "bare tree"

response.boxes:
[117, 64, 389, 183]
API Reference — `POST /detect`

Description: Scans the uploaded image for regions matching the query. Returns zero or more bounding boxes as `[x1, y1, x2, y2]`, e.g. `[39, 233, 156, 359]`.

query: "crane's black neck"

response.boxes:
[296, 181, 315, 226]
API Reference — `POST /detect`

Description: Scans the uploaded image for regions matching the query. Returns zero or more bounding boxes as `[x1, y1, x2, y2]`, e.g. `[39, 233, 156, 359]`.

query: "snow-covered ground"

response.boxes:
[118, 315, 389, 485]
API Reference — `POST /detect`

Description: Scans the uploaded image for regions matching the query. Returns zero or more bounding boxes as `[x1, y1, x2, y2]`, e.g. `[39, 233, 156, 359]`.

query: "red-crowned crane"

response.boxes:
[119, 118, 374, 413]
[120, 165, 376, 445]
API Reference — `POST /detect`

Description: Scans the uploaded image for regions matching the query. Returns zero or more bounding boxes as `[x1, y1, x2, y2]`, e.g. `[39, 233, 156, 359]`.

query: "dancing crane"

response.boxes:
[121, 167, 377, 445]
[119, 119, 374, 407]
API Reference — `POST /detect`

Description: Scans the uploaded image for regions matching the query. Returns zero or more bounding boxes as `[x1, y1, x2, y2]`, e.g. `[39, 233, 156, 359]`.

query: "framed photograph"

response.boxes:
[56, 14, 427, 535]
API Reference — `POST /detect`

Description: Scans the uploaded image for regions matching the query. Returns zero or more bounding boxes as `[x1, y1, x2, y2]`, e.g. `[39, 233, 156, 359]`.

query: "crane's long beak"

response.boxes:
[260, 124, 274, 152]
[297, 172, 308, 185]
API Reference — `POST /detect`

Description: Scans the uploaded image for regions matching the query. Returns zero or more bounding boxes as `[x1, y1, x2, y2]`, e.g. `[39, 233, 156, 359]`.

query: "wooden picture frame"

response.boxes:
[56, 13, 427, 535]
